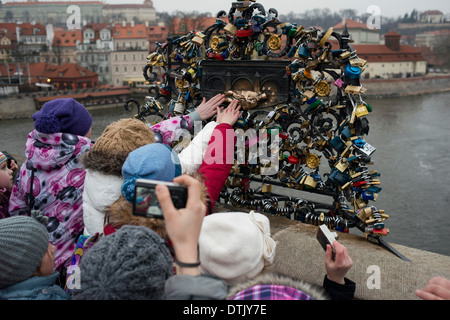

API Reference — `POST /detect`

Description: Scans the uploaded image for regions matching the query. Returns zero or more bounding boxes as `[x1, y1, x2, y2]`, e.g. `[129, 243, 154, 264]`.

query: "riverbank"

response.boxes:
[363, 74, 450, 99]
[1, 75, 450, 119]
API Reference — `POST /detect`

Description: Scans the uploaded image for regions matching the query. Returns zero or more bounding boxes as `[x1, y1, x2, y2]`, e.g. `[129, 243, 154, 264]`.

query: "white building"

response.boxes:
[77, 23, 114, 85]
[333, 19, 380, 44]
[356, 31, 427, 79]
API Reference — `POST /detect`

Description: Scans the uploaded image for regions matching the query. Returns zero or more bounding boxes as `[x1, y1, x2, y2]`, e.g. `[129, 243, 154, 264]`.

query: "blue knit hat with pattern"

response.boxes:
[121, 143, 182, 203]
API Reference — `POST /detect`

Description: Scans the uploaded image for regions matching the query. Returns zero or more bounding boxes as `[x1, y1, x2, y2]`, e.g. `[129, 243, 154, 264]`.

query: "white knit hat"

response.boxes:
[198, 211, 276, 285]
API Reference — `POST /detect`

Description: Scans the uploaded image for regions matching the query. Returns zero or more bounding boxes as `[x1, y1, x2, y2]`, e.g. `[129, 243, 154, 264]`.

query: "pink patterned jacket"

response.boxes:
[9, 130, 93, 270]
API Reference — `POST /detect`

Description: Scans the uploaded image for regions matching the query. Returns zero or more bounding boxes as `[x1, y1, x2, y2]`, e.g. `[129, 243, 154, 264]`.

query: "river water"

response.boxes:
[1, 92, 449, 256]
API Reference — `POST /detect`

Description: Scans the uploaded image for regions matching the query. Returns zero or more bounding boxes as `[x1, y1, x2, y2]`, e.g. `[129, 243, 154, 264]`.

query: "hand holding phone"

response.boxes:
[316, 225, 338, 261]
[156, 175, 207, 276]
[133, 179, 188, 219]
[317, 226, 353, 285]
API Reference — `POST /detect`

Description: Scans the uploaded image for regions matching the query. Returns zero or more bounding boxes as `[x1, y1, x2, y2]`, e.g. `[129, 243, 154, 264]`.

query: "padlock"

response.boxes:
[267, 34, 282, 51]
[355, 104, 369, 118]
[334, 159, 348, 173]
[191, 35, 204, 46]
[345, 63, 362, 79]
[236, 29, 254, 38]
[173, 102, 185, 114]
[349, 58, 367, 67]
[261, 184, 272, 193]
[315, 80, 331, 97]
[297, 46, 310, 59]
[302, 176, 317, 188]
[224, 23, 237, 36]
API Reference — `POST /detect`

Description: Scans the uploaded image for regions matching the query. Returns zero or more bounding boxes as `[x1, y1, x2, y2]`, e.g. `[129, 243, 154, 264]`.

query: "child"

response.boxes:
[72, 175, 228, 300]
[158, 176, 356, 301]
[8, 98, 94, 271]
[102, 101, 241, 237]
[81, 94, 228, 237]
[0, 214, 71, 300]
[0, 151, 14, 219]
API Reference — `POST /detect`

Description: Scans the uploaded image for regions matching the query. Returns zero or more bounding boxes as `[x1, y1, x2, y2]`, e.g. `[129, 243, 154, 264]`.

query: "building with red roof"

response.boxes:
[332, 19, 380, 44]
[110, 21, 149, 87]
[45, 62, 98, 90]
[0, 61, 98, 89]
[39, 29, 82, 65]
[353, 31, 427, 78]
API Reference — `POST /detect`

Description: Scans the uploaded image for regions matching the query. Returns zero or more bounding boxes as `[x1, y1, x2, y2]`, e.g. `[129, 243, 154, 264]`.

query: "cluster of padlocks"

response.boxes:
[128, 0, 390, 242]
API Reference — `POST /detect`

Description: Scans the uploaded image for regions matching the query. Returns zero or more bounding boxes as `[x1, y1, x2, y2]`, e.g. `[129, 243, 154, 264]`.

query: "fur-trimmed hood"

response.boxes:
[227, 272, 331, 300]
[82, 149, 128, 177]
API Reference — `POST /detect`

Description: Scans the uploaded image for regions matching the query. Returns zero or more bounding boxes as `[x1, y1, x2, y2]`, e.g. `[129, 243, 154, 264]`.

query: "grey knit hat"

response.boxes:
[0, 216, 49, 289]
[72, 225, 173, 300]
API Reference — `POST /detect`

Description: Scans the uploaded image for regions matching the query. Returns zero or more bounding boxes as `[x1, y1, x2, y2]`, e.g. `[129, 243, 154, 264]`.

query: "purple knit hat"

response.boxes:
[32, 98, 93, 136]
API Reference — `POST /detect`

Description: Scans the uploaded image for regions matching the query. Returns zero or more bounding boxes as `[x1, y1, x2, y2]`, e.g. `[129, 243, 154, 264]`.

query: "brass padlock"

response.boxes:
[261, 184, 272, 193]
[302, 176, 317, 188]
[355, 104, 369, 118]
[191, 35, 204, 46]
[334, 159, 348, 173]
[224, 23, 237, 36]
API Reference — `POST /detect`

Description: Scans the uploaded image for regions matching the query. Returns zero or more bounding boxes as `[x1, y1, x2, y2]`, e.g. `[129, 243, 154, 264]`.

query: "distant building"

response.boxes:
[419, 10, 445, 24]
[415, 29, 450, 50]
[355, 31, 427, 78]
[45, 62, 98, 90]
[169, 16, 224, 36]
[0, 34, 14, 63]
[77, 23, 113, 84]
[103, 0, 157, 24]
[333, 19, 380, 44]
[40, 29, 81, 65]
[147, 25, 169, 51]
[0, 61, 97, 89]
[15, 22, 47, 63]
[110, 22, 149, 87]
[0, 0, 156, 26]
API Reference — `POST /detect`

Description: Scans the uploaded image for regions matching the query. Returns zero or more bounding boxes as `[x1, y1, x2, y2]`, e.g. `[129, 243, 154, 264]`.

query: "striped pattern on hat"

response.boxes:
[0, 152, 7, 167]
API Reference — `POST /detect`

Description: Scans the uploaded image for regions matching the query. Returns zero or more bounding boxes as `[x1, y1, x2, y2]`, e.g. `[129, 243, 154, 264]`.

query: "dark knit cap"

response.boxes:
[72, 225, 173, 300]
[0, 216, 49, 289]
[32, 98, 93, 136]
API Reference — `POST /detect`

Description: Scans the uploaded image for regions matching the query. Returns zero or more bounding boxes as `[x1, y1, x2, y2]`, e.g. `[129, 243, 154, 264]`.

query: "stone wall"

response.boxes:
[0, 96, 36, 120]
[363, 75, 450, 99]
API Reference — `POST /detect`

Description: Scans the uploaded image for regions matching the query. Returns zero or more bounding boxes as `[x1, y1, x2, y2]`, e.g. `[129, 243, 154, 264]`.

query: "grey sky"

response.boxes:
[4, 1, 449, 18]
[148, 0, 449, 18]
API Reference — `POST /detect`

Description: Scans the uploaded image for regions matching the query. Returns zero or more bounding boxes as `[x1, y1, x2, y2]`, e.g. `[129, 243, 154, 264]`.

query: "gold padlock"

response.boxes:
[315, 80, 331, 97]
[335, 159, 348, 173]
[224, 23, 237, 36]
[301, 176, 317, 188]
[267, 34, 282, 51]
[355, 104, 369, 118]
[261, 184, 272, 193]
[350, 58, 367, 67]
[191, 35, 204, 46]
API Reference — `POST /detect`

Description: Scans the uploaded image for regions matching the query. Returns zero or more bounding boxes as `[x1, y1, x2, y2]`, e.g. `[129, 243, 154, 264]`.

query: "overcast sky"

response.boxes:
[4, 1, 449, 18]
[146, 0, 449, 18]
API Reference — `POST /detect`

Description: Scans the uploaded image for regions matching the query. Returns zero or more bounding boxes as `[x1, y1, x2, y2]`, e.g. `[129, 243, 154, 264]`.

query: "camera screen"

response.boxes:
[133, 183, 187, 219]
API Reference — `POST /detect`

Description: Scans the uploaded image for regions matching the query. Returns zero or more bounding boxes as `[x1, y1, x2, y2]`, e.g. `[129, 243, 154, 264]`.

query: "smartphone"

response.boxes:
[133, 179, 188, 219]
[316, 224, 339, 260]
